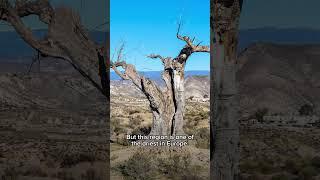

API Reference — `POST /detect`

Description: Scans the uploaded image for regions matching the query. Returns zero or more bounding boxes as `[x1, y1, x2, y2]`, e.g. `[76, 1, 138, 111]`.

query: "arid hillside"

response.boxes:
[111, 75, 210, 100]
[0, 58, 108, 179]
[238, 43, 320, 117]
[238, 43, 320, 180]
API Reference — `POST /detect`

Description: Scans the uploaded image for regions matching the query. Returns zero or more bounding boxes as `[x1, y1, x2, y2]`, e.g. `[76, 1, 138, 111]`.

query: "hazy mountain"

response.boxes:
[185, 75, 210, 99]
[111, 73, 210, 99]
[0, 58, 106, 117]
[238, 27, 320, 51]
[0, 29, 106, 59]
[2, 28, 320, 59]
[238, 42, 320, 116]
[110, 71, 209, 81]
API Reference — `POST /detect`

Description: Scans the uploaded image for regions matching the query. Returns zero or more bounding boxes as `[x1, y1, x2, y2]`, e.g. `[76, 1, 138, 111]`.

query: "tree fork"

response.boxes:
[112, 27, 209, 136]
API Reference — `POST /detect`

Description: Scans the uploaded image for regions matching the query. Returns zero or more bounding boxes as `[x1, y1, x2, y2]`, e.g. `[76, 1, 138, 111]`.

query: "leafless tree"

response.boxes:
[0, 0, 108, 96]
[211, 0, 243, 179]
[111, 26, 209, 136]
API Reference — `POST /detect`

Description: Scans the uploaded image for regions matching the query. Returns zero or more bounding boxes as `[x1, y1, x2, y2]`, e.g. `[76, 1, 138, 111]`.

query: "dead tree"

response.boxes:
[111, 28, 209, 136]
[0, 0, 108, 96]
[211, 0, 243, 180]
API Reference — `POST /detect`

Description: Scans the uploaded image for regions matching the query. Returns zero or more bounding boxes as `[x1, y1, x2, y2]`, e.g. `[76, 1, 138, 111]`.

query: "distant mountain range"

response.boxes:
[111, 70, 209, 81]
[0, 30, 106, 60]
[1, 27, 320, 60]
[238, 27, 320, 51]
[238, 42, 320, 116]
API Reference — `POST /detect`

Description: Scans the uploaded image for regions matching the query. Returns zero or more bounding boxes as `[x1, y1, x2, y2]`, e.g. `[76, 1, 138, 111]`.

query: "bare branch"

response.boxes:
[176, 21, 182, 40]
[1, 0, 108, 96]
[147, 54, 166, 63]
[15, 0, 53, 24]
[175, 22, 209, 53]
[117, 43, 125, 62]
[193, 45, 210, 52]
[111, 67, 129, 80]
[1, 0, 69, 60]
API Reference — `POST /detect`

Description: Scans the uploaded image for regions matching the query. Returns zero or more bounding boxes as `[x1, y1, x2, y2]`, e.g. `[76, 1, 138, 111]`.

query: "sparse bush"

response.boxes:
[128, 109, 141, 115]
[157, 152, 205, 180]
[23, 165, 47, 177]
[240, 159, 275, 175]
[56, 171, 75, 180]
[311, 156, 320, 168]
[117, 150, 207, 180]
[81, 168, 102, 180]
[254, 108, 269, 122]
[199, 110, 209, 119]
[112, 118, 126, 135]
[298, 166, 318, 180]
[240, 160, 259, 174]
[195, 128, 210, 149]
[184, 108, 209, 135]
[271, 173, 293, 180]
[116, 134, 131, 146]
[284, 158, 302, 175]
[1, 167, 18, 180]
[118, 151, 157, 180]
[110, 155, 118, 161]
[131, 126, 151, 137]
[299, 104, 314, 116]
[61, 152, 96, 168]
[128, 116, 142, 129]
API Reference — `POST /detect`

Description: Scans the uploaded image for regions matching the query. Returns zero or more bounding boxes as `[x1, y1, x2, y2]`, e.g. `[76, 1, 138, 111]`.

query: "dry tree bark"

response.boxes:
[211, 0, 243, 180]
[111, 27, 209, 136]
[0, 0, 108, 96]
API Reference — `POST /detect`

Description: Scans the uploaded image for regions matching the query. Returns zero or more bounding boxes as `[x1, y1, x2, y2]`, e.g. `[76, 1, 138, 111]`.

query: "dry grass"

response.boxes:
[115, 149, 207, 180]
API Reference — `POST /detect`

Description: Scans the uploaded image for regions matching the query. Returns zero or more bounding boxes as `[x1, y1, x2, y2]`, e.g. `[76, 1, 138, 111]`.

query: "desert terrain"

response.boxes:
[0, 58, 108, 180]
[110, 75, 210, 179]
[238, 43, 320, 180]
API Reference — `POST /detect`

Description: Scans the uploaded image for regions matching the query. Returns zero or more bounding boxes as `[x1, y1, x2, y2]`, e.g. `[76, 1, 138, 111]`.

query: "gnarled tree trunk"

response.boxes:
[0, 0, 107, 96]
[211, 0, 243, 179]
[111, 29, 209, 136]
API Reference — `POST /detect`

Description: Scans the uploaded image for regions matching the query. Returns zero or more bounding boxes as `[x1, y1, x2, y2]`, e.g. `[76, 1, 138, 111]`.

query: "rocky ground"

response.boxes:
[240, 124, 320, 180]
[110, 80, 210, 179]
[238, 43, 320, 180]
[0, 59, 108, 180]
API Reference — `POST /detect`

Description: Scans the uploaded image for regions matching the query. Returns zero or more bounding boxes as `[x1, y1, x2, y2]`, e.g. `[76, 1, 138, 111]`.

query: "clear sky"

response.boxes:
[110, 0, 210, 71]
[240, 0, 320, 29]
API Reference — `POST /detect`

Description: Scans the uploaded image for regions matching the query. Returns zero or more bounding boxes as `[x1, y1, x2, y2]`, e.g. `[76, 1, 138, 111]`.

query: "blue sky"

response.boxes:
[110, 0, 210, 71]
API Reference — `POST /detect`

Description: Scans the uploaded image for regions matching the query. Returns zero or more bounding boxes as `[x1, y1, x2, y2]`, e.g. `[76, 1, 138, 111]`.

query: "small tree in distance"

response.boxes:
[111, 25, 209, 136]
